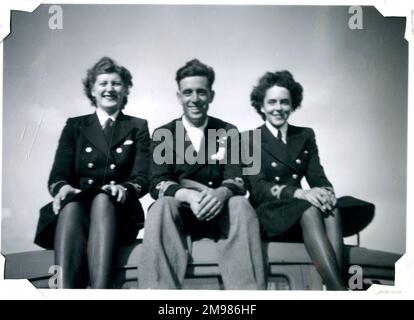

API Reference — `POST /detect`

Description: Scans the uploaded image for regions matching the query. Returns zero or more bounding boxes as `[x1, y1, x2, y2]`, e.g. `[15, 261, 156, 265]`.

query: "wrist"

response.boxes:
[60, 184, 73, 193]
[175, 188, 192, 203]
[216, 186, 233, 201]
[50, 181, 69, 197]
[293, 189, 305, 199]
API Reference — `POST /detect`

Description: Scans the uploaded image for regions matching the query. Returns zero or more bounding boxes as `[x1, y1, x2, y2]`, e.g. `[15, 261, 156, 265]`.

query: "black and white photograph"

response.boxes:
[0, 0, 411, 299]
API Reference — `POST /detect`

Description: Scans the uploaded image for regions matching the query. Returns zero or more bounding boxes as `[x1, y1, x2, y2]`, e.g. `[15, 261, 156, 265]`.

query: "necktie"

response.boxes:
[277, 129, 284, 144]
[103, 118, 114, 142]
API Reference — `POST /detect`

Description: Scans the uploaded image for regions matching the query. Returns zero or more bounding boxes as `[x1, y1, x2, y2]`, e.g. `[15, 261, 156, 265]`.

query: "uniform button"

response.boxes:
[87, 163, 94, 169]
[110, 164, 116, 170]
[110, 180, 116, 185]
[274, 176, 280, 182]
[85, 147, 93, 153]
[116, 147, 123, 154]
[87, 179, 94, 185]
[208, 181, 213, 186]
[271, 162, 277, 168]
[292, 174, 298, 179]
[296, 159, 302, 164]
[304, 150, 309, 154]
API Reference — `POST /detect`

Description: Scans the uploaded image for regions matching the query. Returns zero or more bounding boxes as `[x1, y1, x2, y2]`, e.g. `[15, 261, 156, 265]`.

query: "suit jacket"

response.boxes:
[35, 112, 150, 249]
[150, 116, 245, 200]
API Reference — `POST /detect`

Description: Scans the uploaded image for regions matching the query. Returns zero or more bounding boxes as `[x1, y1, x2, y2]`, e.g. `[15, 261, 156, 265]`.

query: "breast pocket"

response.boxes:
[113, 139, 136, 165]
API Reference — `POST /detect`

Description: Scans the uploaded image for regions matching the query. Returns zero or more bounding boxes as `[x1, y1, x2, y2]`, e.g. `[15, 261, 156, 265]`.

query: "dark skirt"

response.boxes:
[34, 187, 144, 250]
[257, 195, 375, 240]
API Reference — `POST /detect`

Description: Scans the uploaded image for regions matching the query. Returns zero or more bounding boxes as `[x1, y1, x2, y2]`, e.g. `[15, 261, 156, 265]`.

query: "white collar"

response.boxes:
[265, 120, 288, 143]
[96, 108, 120, 127]
[182, 115, 209, 131]
[182, 115, 209, 152]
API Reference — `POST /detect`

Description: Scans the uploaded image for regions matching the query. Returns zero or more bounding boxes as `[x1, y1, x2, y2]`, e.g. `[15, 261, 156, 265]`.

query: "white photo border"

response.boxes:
[0, 0, 413, 300]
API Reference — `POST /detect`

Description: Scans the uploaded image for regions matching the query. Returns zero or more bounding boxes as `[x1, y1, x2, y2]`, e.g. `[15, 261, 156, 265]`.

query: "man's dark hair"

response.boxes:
[175, 59, 215, 89]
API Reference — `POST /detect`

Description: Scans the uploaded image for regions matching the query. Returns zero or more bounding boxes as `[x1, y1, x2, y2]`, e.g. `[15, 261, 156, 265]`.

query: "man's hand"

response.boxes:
[175, 188, 203, 215]
[53, 184, 81, 214]
[196, 187, 233, 221]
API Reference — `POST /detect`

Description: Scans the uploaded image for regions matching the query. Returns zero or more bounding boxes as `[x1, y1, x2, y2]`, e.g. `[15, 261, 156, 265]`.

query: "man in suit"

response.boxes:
[138, 59, 266, 289]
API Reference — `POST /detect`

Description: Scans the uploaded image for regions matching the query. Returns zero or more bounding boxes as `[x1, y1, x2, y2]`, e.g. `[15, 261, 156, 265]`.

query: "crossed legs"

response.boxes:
[324, 208, 344, 271]
[300, 206, 346, 290]
[54, 193, 118, 288]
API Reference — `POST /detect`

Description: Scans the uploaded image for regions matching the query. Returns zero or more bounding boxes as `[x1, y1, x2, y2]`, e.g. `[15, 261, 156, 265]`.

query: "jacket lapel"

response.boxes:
[110, 112, 134, 148]
[173, 119, 189, 165]
[175, 117, 213, 178]
[79, 113, 110, 156]
[204, 117, 222, 161]
[286, 125, 308, 162]
[260, 124, 296, 170]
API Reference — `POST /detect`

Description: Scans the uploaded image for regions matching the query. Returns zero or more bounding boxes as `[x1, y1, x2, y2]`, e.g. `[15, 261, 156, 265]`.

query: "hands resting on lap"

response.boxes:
[53, 184, 127, 214]
[294, 187, 337, 214]
[175, 187, 233, 221]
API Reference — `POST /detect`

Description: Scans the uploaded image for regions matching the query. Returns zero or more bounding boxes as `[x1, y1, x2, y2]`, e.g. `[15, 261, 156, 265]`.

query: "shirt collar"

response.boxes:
[182, 115, 209, 132]
[96, 108, 120, 127]
[265, 120, 288, 143]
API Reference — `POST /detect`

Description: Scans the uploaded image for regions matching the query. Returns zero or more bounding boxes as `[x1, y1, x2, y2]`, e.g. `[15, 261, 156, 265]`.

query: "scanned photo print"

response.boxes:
[0, 1, 411, 297]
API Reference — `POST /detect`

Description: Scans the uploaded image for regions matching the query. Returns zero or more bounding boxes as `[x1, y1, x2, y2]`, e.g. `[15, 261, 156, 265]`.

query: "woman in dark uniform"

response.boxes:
[34, 57, 150, 288]
[246, 70, 346, 290]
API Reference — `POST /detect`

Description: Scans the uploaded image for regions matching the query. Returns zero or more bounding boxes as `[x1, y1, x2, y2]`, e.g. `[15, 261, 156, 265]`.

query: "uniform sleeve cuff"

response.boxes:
[280, 185, 300, 199]
[49, 181, 68, 197]
[164, 184, 184, 197]
[121, 182, 142, 198]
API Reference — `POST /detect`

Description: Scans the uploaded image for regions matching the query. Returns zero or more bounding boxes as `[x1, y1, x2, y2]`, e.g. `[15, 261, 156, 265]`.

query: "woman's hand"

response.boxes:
[294, 187, 336, 212]
[101, 184, 128, 203]
[53, 185, 81, 214]
[322, 187, 337, 209]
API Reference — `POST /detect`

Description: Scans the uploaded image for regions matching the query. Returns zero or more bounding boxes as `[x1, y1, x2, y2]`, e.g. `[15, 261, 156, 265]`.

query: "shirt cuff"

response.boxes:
[155, 181, 183, 198]
[221, 177, 246, 196]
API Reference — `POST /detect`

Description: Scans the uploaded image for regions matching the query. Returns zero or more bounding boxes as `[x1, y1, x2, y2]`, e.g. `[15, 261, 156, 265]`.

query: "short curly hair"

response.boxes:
[82, 57, 133, 109]
[250, 70, 303, 120]
[175, 59, 215, 89]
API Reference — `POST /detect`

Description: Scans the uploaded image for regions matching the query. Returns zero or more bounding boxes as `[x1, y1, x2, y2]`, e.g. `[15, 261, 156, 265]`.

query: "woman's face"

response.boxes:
[91, 73, 127, 114]
[261, 85, 292, 128]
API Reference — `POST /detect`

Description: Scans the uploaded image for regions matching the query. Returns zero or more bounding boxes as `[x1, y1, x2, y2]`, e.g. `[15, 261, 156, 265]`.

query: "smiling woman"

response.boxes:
[83, 57, 132, 112]
[244, 70, 375, 290]
[33, 56, 151, 288]
[91, 73, 127, 114]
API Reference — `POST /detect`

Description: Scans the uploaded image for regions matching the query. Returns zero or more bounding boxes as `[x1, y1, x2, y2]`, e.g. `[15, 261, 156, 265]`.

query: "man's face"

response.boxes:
[177, 76, 214, 127]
